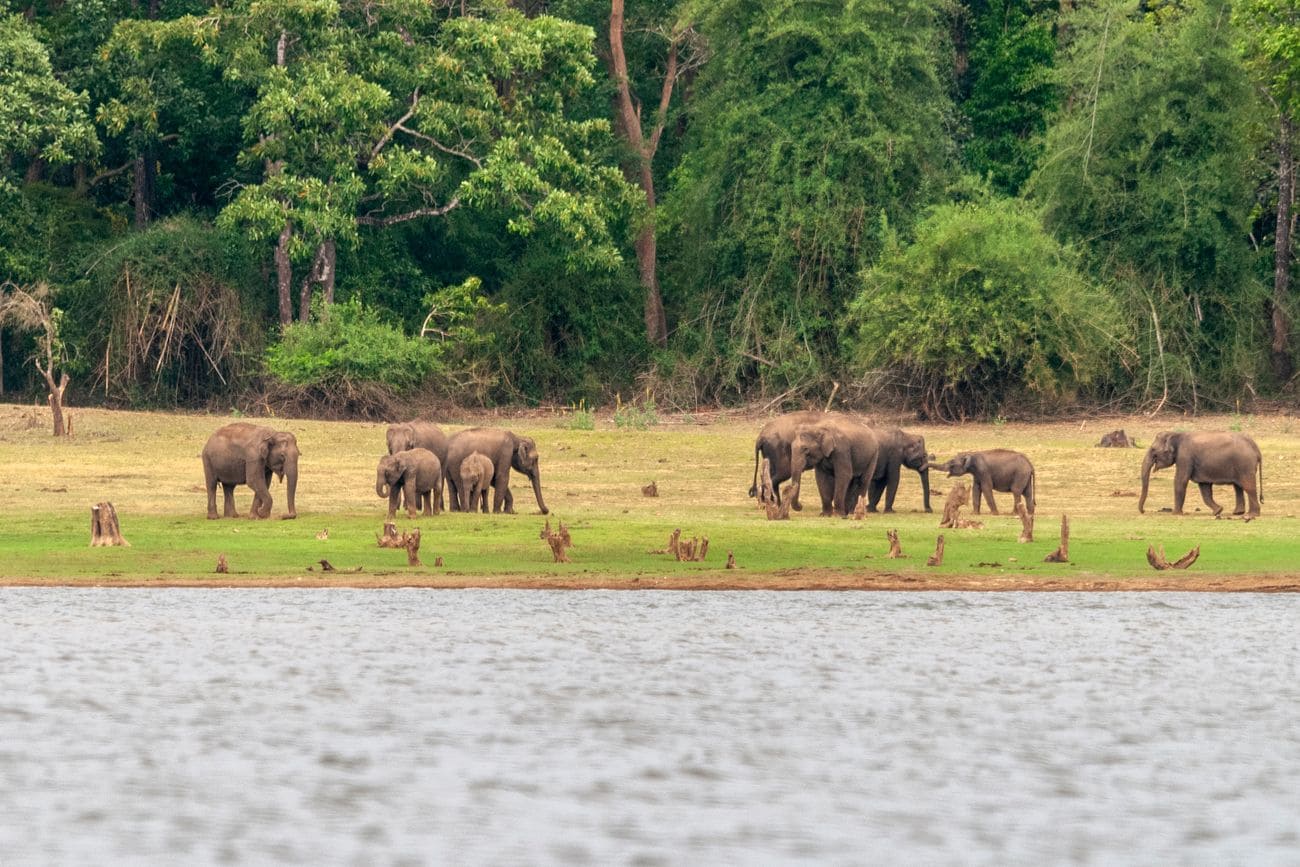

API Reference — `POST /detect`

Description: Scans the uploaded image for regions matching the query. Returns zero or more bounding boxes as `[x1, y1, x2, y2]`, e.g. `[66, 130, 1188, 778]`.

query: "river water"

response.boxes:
[2, 590, 1299, 865]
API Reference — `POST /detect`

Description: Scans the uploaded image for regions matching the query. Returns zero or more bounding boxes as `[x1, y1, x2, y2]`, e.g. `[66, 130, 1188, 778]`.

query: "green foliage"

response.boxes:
[613, 392, 658, 429]
[1030, 0, 1265, 403]
[960, 0, 1059, 194]
[1236, 0, 1300, 117]
[0, 13, 98, 183]
[266, 298, 440, 390]
[661, 0, 955, 399]
[845, 197, 1128, 420]
[559, 399, 596, 430]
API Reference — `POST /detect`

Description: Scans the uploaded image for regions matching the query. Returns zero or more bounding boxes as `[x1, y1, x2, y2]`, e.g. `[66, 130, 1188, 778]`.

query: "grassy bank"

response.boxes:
[1, 404, 1298, 590]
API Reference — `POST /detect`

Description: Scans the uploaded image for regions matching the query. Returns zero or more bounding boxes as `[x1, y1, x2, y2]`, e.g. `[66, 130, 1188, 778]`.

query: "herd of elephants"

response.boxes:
[198, 411, 1267, 525]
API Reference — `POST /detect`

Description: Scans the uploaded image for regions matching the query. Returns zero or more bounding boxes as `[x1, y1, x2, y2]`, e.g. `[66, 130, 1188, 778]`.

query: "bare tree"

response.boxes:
[0, 282, 72, 436]
[607, 2, 706, 347]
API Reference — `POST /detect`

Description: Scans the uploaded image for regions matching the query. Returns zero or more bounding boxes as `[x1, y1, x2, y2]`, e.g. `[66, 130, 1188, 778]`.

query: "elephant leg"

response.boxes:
[971, 480, 982, 515]
[502, 484, 516, 514]
[405, 479, 418, 520]
[1197, 482, 1223, 516]
[814, 468, 835, 517]
[866, 478, 884, 513]
[883, 468, 901, 513]
[1012, 490, 1023, 514]
[222, 482, 239, 518]
[204, 461, 220, 520]
[1244, 481, 1261, 517]
[388, 488, 401, 520]
[1172, 469, 1191, 514]
[1232, 484, 1246, 516]
[980, 476, 998, 515]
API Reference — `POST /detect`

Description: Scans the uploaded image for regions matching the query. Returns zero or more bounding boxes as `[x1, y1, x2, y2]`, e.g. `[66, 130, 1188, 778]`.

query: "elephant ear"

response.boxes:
[257, 434, 272, 463]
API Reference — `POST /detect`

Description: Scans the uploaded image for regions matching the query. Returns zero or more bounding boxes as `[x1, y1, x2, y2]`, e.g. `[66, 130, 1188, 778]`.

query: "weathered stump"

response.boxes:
[1043, 515, 1070, 562]
[725, 551, 736, 569]
[926, 534, 945, 567]
[939, 483, 969, 528]
[642, 481, 658, 497]
[757, 458, 776, 507]
[852, 495, 866, 520]
[377, 521, 403, 548]
[886, 529, 905, 559]
[215, 554, 228, 573]
[405, 529, 422, 566]
[541, 520, 573, 563]
[89, 502, 130, 547]
[1016, 503, 1034, 544]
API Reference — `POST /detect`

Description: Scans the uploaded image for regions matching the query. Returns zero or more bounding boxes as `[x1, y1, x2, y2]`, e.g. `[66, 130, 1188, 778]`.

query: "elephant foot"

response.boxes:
[867, 506, 880, 514]
[819, 510, 833, 518]
[207, 513, 219, 520]
[1232, 508, 1245, 516]
[539, 508, 549, 515]
[791, 502, 803, 512]
[882, 508, 894, 514]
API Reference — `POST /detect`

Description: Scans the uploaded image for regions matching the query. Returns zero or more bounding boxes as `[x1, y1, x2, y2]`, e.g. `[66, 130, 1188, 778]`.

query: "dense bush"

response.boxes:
[844, 198, 1129, 420]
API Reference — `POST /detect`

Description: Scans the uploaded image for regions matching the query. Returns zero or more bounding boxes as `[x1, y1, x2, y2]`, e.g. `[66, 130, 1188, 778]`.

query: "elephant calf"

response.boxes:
[459, 451, 494, 513]
[935, 449, 1035, 515]
[202, 423, 300, 520]
[376, 448, 443, 520]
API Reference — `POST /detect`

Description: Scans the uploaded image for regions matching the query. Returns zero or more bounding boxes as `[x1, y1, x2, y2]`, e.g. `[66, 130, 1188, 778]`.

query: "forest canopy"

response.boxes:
[0, 0, 1293, 418]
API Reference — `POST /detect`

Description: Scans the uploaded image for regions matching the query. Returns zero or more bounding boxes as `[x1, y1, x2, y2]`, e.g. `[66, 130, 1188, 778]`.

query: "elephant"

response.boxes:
[935, 449, 1035, 515]
[386, 420, 449, 508]
[445, 428, 549, 515]
[863, 427, 932, 514]
[202, 423, 299, 520]
[749, 410, 870, 509]
[788, 417, 880, 517]
[376, 448, 442, 520]
[458, 451, 494, 513]
[1138, 431, 1263, 517]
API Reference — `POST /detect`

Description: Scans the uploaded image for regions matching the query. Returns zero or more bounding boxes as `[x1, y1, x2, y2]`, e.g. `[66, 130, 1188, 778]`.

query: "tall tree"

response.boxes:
[1236, 0, 1300, 383]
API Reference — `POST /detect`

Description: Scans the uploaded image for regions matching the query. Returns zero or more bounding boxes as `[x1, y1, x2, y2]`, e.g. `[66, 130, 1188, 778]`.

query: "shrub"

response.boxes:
[844, 198, 1130, 420]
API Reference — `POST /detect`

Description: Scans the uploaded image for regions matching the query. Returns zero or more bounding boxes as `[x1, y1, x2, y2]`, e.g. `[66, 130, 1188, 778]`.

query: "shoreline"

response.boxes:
[2, 570, 1298, 592]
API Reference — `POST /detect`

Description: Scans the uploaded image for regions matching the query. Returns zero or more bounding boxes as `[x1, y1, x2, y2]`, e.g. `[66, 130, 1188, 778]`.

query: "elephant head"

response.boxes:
[259, 431, 299, 519]
[788, 424, 836, 506]
[901, 434, 930, 472]
[937, 453, 974, 477]
[1138, 432, 1179, 514]
[376, 454, 402, 499]
[386, 424, 416, 455]
[511, 435, 549, 515]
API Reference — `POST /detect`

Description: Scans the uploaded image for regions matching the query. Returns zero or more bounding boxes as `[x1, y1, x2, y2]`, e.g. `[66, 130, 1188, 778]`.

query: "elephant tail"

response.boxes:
[1258, 454, 1264, 504]
[1029, 470, 1036, 512]
[748, 441, 761, 498]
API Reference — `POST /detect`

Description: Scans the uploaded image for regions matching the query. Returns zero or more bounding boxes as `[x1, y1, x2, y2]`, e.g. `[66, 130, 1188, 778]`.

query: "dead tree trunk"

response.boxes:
[405, 529, 422, 566]
[758, 457, 775, 506]
[275, 222, 294, 327]
[1273, 113, 1295, 383]
[926, 534, 945, 567]
[43, 369, 69, 437]
[90, 502, 130, 547]
[1043, 515, 1070, 562]
[886, 529, 905, 559]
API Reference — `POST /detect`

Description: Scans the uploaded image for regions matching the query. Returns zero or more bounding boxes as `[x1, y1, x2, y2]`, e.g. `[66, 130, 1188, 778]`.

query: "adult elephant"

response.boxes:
[202, 423, 299, 520]
[864, 428, 932, 514]
[445, 428, 549, 515]
[788, 417, 880, 517]
[749, 411, 870, 509]
[1138, 431, 1263, 517]
[386, 420, 449, 507]
[935, 450, 1035, 515]
[376, 448, 442, 520]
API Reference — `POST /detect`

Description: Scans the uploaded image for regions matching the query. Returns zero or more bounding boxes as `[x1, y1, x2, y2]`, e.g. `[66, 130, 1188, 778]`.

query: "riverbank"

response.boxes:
[2, 404, 1297, 590]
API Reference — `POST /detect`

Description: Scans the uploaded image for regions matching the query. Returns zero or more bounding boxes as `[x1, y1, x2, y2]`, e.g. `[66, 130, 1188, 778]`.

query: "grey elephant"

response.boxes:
[202, 423, 299, 520]
[445, 428, 549, 515]
[458, 451, 494, 513]
[1138, 431, 1263, 517]
[749, 410, 870, 509]
[386, 420, 449, 508]
[788, 417, 880, 517]
[935, 449, 1035, 515]
[376, 448, 442, 520]
[863, 428, 932, 513]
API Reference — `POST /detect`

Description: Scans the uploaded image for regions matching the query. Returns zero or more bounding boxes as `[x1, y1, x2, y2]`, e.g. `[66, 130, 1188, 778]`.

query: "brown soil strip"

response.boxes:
[2, 571, 1298, 592]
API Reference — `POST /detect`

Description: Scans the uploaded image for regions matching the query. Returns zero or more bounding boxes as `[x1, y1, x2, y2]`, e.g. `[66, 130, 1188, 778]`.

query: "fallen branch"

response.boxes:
[926, 534, 945, 566]
[1043, 515, 1070, 562]
[89, 502, 130, 547]
[1146, 544, 1200, 570]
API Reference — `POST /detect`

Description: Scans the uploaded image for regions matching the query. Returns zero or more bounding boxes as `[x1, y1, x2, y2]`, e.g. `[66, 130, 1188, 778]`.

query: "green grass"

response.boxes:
[1, 404, 1297, 583]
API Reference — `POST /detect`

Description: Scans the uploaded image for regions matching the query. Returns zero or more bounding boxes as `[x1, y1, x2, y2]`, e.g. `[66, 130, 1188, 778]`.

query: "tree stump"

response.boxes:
[1016, 503, 1034, 543]
[926, 534, 945, 566]
[541, 520, 573, 563]
[642, 481, 658, 497]
[215, 554, 228, 573]
[1096, 429, 1137, 448]
[726, 551, 736, 569]
[765, 489, 791, 520]
[1043, 515, 1070, 562]
[666, 527, 681, 557]
[434, 556, 444, 567]
[377, 521, 403, 548]
[758, 457, 775, 506]
[939, 483, 969, 528]
[405, 529, 422, 566]
[1147, 544, 1200, 570]
[852, 495, 866, 520]
[886, 529, 905, 559]
[89, 502, 130, 547]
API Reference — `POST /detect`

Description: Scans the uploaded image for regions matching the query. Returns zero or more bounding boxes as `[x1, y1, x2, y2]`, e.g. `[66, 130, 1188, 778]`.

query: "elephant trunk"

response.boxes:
[919, 467, 932, 513]
[530, 468, 549, 515]
[788, 451, 808, 507]
[376, 469, 389, 499]
[1138, 452, 1154, 514]
[284, 453, 298, 519]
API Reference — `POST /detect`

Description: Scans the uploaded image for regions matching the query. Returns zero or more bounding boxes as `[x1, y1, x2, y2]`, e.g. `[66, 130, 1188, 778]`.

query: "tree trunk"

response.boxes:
[275, 222, 294, 326]
[1273, 113, 1295, 384]
[43, 369, 69, 437]
[24, 156, 45, 184]
[320, 238, 336, 305]
[133, 149, 155, 228]
[609, 0, 674, 348]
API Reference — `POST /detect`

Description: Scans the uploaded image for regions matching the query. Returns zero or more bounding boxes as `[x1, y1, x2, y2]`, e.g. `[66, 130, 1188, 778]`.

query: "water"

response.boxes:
[2, 590, 1299, 865]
